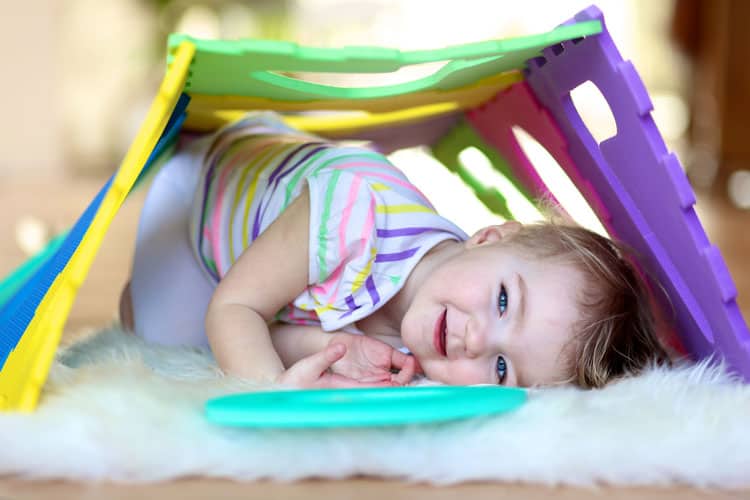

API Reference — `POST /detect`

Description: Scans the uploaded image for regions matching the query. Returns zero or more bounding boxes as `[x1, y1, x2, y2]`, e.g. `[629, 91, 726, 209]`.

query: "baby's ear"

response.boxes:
[466, 221, 522, 248]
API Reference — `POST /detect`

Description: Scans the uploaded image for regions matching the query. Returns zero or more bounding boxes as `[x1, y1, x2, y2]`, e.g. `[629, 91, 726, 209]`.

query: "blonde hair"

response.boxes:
[503, 221, 672, 389]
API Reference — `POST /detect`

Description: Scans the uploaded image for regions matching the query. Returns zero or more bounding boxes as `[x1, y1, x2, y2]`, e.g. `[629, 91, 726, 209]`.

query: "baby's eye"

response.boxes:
[496, 356, 508, 384]
[497, 285, 508, 317]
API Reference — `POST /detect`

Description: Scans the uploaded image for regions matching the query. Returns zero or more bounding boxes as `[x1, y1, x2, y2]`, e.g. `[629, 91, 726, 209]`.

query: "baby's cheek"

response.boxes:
[414, 359, 441, 382]
[419, 361, 459, 385]
[435, 361, 490, 385]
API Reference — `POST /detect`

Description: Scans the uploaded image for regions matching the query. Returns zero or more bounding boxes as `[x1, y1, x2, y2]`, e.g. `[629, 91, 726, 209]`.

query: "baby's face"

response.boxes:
[401, 239, 583, 387]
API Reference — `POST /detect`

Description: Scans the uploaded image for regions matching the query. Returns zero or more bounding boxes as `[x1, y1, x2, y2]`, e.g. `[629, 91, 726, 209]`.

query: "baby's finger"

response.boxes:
[391, 353, 417, 385]
[389, 349, 411, 367]
[293, 344, 347, 382]
[391, 349, 417, 383]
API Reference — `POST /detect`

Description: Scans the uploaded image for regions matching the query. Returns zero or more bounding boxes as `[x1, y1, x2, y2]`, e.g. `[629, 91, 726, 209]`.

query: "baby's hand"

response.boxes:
[326, 333, 417, 386]
[276, 344, 398, 389]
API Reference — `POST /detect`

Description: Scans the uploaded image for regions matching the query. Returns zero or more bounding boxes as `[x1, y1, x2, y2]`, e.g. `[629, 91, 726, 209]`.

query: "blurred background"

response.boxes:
[1, 0, 749, 330]
[0, 0, 692, 180]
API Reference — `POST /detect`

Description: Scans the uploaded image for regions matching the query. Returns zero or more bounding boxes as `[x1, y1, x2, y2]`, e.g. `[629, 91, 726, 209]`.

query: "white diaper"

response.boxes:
[130, 138, 216, 347]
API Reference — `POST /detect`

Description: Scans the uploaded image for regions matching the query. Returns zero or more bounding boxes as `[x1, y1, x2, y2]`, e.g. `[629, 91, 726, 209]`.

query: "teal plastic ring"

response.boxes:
[205, 385, 527, 428]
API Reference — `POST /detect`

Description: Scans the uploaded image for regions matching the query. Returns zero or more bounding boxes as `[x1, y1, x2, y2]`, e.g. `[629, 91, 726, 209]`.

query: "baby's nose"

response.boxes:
[464, 318, 487, 358]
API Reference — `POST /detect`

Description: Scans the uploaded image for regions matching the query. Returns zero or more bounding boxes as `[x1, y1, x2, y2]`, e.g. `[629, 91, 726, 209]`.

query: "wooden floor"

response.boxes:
[0, 176, 748, 499]
[0, 478, 744, 500]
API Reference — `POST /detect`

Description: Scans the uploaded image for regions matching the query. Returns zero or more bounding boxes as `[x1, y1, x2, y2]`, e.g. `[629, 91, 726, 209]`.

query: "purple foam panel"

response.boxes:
[518, 5, 750, 379]
[468, 78, 686, 355]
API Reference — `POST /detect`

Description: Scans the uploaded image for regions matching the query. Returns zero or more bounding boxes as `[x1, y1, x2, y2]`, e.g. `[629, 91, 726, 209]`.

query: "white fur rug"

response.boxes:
[1, 325, 749, 488]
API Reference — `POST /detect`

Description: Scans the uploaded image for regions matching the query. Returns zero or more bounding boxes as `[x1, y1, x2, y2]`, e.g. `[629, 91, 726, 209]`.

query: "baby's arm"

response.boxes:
[205, 185, 415, 386]
[269, 323, 330, 367]
[205, 188, 313, 382]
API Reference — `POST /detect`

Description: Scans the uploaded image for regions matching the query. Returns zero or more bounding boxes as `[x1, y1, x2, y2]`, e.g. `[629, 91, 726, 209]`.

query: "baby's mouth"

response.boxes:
[433, 309, 447, 357]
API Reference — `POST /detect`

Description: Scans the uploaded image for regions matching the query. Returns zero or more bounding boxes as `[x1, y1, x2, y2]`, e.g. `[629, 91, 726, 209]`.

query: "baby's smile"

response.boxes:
[434, 308, 448, 357]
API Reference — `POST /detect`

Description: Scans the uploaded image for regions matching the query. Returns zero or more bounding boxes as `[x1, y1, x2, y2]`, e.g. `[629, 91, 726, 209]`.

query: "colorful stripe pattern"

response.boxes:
[190, 113, 467, 332]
